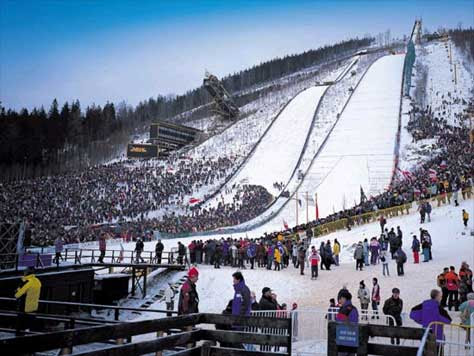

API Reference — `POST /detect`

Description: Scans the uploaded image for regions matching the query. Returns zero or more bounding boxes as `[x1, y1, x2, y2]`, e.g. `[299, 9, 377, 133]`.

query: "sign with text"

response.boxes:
[336, 324, 359, 348]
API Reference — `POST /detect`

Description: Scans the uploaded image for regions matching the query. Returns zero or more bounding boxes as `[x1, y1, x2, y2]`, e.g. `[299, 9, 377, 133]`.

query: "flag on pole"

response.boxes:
[282, 219, 289, 230]
[189, 197, 200, 205]
[315, 193, 319, 220]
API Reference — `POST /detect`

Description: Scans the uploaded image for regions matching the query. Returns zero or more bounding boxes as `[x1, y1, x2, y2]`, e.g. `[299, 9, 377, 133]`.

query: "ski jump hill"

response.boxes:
[205, 53, 405, 235]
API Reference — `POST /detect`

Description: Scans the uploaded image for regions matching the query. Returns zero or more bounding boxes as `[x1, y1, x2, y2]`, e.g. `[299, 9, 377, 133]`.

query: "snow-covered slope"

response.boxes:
[422, 40, 473, 127]
[304, 55, 404, 216]
[275, 54, 405, 225]
[214, 54, 404, 234]
[226, 85, 328, 196]
[399, 38, 474, 172]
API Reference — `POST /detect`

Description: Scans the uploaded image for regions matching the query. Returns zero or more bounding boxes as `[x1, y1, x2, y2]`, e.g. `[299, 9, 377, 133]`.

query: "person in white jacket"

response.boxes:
[164, 283, 176, 317]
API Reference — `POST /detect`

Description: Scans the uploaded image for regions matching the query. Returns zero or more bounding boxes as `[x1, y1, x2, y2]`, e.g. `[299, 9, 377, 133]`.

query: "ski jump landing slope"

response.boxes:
[287, 54, 405, 224]
[244, 54, 405, 234]
[226, 85, 328, 195]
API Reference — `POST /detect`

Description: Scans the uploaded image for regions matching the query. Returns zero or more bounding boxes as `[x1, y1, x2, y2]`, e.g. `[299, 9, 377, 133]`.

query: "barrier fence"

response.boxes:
[312, 187, 473, 238]
[417, 321, 474, 356]
[251, 308, 396, 356]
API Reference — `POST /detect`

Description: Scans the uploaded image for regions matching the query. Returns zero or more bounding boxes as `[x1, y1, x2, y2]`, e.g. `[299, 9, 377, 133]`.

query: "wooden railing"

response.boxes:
[0, 313, 292, 356]
[0, 297, 175, 320]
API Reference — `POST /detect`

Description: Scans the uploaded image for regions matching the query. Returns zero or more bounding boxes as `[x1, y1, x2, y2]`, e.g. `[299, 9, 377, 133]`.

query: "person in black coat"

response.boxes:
[178, 242, 186, 265]
[155, 239, 164, 264]
[259, 287, 277, 310]
[135, 238, 145, 263]
[383, 288, 403, 344]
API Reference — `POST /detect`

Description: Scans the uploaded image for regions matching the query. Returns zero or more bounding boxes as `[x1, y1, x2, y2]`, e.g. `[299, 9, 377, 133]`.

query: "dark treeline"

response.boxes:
[448, 28, 474, 61]
[131, 37, 373, 124]
[0, 37, 372, 181]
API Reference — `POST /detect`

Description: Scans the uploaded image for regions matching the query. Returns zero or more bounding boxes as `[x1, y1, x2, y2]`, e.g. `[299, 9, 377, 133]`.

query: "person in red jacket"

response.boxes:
[371, 277, 380, 319]
[178, 267, 199, 315]
[445, 266, 460, 311]
[308, 246, 320, 280]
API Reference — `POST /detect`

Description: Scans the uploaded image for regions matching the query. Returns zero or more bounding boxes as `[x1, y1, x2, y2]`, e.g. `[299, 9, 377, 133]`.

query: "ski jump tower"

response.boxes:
[203, 71, 239, 120]
[412, 19, 422, 45]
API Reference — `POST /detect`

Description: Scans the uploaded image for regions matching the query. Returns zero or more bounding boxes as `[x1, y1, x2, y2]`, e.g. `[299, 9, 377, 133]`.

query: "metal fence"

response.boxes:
[251, 308, 396, 356]
[417, 321, 474, 356]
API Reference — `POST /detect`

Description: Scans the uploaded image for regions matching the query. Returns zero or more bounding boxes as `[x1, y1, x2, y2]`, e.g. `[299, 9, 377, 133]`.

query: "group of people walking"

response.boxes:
[437, 262, 473, 311]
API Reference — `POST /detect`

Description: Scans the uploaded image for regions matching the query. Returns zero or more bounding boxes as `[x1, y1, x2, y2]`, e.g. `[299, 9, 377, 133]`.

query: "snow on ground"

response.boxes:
[230, 53, 385, 233]
[399, 38, 474, 172]
[422, 40, 473, 127]
[119, 198, 473, 326]
[225, 85, 328, 197]
[239, 54, 404, 233]
[200, 62, 354, 204]
[193, 58, 364, 233]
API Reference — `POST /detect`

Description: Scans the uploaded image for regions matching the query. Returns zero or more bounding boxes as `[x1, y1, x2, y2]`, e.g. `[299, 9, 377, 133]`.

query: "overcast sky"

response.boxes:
[1, 0, 473, 111]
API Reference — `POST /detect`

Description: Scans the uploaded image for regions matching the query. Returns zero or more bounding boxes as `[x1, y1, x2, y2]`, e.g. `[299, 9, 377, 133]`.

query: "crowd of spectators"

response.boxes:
[1, 155, 237, 246]
[280, 98, 473, 236]
[156, 185, 272, 233]
[3, 92, 473, 248]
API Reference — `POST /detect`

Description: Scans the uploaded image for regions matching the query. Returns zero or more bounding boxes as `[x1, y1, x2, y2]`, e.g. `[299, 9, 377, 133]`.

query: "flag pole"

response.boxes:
[306, 191, 309, 224]
[295, 190, 299, 226]
[314, 193, 319, 220]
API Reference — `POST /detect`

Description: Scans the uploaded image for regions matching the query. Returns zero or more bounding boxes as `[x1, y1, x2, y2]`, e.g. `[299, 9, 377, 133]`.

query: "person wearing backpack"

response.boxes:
[459, 293, 474, 344]
[395, 247, 407, 276]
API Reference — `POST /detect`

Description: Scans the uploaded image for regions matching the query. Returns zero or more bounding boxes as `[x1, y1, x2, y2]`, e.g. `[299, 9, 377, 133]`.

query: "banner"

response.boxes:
[127, 144, 159, 158]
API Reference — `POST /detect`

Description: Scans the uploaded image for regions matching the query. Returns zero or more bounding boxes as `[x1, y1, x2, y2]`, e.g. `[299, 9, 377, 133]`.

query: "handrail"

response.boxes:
[416, 325, 433, 356]
[416, 320, 474, 355]
[0, 296, 175, 315]
[0, 309, 120, 325]
[0, 313, 291, 355]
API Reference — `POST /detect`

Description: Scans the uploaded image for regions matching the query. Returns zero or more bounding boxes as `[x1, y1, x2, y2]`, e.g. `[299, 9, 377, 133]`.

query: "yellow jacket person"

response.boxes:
[15, 269, 41, 313]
